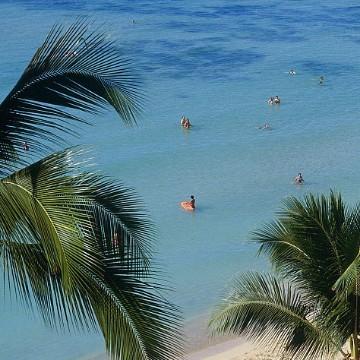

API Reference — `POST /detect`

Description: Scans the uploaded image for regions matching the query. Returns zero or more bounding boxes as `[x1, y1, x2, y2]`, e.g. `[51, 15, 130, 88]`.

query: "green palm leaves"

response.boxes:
[210, 273, 339, 360]
[210, 192, 360, 359]
[0, 22, 182, 359]
[0, 19, 142, 173]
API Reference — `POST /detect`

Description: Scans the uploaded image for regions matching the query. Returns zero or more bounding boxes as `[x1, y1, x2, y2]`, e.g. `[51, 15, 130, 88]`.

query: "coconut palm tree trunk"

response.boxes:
[352, 334, 359, 360]
[353, 278, 359, 360]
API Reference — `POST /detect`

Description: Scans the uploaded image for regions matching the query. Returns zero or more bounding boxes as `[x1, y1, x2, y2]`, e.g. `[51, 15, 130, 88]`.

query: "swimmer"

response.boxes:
[183, 118, 192, 129]
[319, 76, 325, 85]
[22, 141, 29, 151]
[273, 96, 281, 104]
[180, 116, 186, 127]
[189, 195, 195, 209]
[258, 123, 271, 130]
[289, 69, 296, 75]
[294, 172, 304, 184]
[267, 97, 274, 105]
[180, 195, 196, 211]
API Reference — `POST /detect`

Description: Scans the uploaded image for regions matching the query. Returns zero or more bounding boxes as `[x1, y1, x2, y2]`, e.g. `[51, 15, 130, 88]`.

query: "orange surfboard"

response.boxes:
[180, 201, 194, 211]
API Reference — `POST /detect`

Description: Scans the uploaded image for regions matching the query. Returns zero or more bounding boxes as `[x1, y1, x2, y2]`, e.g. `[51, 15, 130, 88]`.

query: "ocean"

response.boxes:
[1, 1, 360, 359]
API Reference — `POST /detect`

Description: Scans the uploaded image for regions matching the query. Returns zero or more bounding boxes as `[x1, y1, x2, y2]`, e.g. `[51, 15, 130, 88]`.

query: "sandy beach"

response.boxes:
[85, 337, 276, 360]
[84, 312, 345, 360]
[185, 332, 345, 360]
[83, 314, 277, 360]
[185, 338, 276, 360]
[182, 314, 278, 360]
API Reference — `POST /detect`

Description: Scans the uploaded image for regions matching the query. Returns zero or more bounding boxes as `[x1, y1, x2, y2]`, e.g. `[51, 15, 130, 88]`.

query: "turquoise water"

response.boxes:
[2, 1, 360, 359]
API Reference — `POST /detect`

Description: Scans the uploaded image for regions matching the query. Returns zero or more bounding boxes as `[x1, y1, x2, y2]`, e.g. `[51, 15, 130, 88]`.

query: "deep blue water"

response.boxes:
[1, 1, 360, 359]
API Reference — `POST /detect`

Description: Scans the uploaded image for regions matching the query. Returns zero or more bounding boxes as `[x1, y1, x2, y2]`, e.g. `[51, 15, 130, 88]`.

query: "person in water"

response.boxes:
[273, 96, 281, 104]
[258, 123, 271, 130]
[22, 141, 29, 151]
[190, 195, 195, 209]
[184, 118, 191, 128]
[267, 97, 274, 105]
[181, 195, 196, 211]
[289, 69, 296, 75]
[294, 172, 304, 184]
[180, 116, 186, 127]
[180, 116, 191, 128]
[319, 76, 325, 85]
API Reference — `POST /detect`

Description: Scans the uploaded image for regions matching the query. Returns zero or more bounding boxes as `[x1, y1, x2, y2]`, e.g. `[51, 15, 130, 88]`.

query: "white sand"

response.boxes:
[82, 312, 345, 360]
[185, 338, 345, 360]
[185, 338, 276, 360]
[182, 313, 276, 360]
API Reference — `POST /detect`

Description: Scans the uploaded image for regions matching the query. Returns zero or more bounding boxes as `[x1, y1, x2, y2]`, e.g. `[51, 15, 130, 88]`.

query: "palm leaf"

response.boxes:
[253, 191, 353, 301]
[1, 241, 98, 331]
[331, 204, 360, 297]
[209, 272, 341, 360]
[0, 19, 143, 173]
[332, 253, 360, 298]
[0, 148, 182, 359]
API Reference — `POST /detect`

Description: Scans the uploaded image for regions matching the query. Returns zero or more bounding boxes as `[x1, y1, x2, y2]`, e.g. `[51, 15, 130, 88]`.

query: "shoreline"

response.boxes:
[185, 338, 268, 360]
[82, 312, 274, 360]
[183, 315, 276, 360]
[81, 311, 345, 360]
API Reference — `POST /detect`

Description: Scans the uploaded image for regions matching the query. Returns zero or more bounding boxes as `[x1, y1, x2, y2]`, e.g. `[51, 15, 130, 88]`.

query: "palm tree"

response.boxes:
[209, 191, 360, 360]
[0, 20, 182, 359]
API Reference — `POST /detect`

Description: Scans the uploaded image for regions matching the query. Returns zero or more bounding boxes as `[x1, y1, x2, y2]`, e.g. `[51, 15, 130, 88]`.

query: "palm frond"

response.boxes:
[0, 240, 98, 331]
[0, 148, 183, 359]
[0, 19, 143, 173]
[331, 203, 360, 297]
[332, 250, 360, 297]
[253, 191, 354, 301]
[209, 272, 341, 360]
[86, 256, 183, 360]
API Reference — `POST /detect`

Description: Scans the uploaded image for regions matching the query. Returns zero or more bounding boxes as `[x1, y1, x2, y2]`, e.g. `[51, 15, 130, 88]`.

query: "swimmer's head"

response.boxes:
[190, 195, 194, 199]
